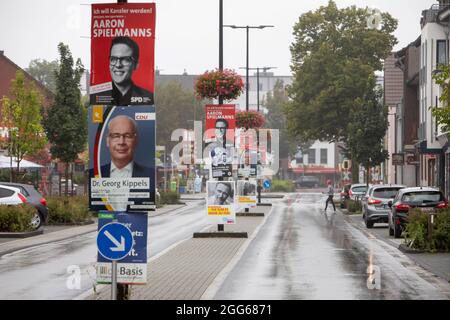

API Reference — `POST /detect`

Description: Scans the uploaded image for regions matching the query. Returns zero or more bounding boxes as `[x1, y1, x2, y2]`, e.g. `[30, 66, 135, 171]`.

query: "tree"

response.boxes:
[1, 71, 47, 181]
[285, 0, 397, 143]
[155, 81, 204, 152]
[43, 43, 87, 196]
[263, 79, 296, 159]
[345, 78, 389, 186]
[431, 64, 450, 131]
[26, 59, 59, 93]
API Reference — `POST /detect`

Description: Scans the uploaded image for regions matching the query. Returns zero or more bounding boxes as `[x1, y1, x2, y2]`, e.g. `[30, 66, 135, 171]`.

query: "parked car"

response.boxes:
[0, 185, 27, 205]
[0, 183, 48, 230]
[388, 187, 447, 238]
[361, 184, 405, 228]
[348, 183, 368, 202]
[339, 183, 352, 208]
[294, 176, 320, 188]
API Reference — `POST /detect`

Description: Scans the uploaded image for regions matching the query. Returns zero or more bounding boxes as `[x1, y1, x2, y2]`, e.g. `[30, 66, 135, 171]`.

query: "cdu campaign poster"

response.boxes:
[96, 212, 148, 284]
[206, 181, 236, 225]
[90, 3, 156, 105]
[88, 105, 156, 212]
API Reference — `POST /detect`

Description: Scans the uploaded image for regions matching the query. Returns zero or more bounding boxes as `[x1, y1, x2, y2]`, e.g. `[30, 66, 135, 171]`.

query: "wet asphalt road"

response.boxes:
[214, 192, 450, 300]
[0, 200, 209, 300]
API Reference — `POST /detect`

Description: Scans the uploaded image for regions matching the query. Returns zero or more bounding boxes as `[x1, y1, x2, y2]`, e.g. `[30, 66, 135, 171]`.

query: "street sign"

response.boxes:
[263, 179, 271, 189]
[97, 222, 134, 261]
[392, 153, 404, 166]
[97, 212, 149, 284]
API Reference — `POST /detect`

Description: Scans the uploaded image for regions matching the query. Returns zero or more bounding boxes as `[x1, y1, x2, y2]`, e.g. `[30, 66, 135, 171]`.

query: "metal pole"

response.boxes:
[257, 67, 260, 112]
[111, 260, 117, 300]
[218, 0, 224, 232]
[246, 26, 249, 111]
[164, 149, 167, 191]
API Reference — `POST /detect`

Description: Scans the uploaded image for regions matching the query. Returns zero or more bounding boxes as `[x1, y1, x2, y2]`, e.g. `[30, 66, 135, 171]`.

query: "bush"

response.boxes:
[270, 179, 295, 192]
[347, 200, 362, 213]
[405, 210, 428, 249]
[160, 191, 182, 205]
[405, 209, 450, 251]
[0, 204, 35, 232]
[47, 196, 93, 224]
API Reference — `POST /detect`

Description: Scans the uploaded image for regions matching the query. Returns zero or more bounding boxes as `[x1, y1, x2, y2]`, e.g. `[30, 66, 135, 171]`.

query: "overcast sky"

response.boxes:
[0, 0, 437, 76]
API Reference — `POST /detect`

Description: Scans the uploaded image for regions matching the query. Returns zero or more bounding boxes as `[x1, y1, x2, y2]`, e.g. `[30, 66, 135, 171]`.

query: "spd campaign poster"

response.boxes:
[97, 212, 148, 284]
[88, 105, 156, 212]
[237, 179, 257, 209]
[205, 104, 235, 146]
[90, 3, 155, 105]
[206, 181, 235, 224]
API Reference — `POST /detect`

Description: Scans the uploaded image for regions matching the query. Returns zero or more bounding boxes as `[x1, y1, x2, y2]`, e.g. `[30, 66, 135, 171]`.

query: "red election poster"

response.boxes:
[205, 104, 236, 145]
[90, 3, 155, 106]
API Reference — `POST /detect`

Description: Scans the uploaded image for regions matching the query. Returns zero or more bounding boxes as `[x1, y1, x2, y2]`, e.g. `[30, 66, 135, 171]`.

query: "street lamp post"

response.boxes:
[239, 67, 276, 204]
[224, 25, 274, 111]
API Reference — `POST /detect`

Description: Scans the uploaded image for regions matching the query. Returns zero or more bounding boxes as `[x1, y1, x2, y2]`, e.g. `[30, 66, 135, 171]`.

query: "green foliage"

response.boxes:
[286, 0, 397, 144]
[405, 209, 450, 251]
[405, 210, 428, 249]
[0, 204, 35, 232]
[263, 80, 298, 158]
[431, 64, 450, 132]
[270, 179, 295, 192]
[1, 71, 47, 179]
[44, 43, 87, 165]
[345, 78, 389, 170]
[46, 196, 93, 224]
[160, 191, 182, 205]
[346, 199, 362, 213]
[155, 81, 204, 152]
[26, 59, 59, 93]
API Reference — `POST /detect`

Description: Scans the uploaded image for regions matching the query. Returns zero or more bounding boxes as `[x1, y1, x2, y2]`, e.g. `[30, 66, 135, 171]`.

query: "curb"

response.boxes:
[0, 229, 44, 239]
[193, 231, 248, 238]
[236, 212, 265, 217]
[46, 220, 95, 226]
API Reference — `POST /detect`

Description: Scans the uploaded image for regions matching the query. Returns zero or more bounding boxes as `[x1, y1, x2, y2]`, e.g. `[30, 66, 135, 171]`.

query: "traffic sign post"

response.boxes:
[97, 221, 134, 300]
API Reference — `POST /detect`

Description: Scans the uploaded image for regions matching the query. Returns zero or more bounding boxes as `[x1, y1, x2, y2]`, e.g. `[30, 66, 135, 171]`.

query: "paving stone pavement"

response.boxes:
[87, 207, 270, 300]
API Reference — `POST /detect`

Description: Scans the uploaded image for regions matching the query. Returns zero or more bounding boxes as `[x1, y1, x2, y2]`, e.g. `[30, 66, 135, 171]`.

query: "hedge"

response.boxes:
[270, 180, 295, 192]
[46, 196, 93, 224]
[405, 209, 450, 251]
[0, 204, 35, 232]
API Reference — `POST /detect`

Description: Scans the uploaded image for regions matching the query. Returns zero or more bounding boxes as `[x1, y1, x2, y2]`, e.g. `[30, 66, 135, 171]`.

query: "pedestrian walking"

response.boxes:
[324, 179, 336, 212]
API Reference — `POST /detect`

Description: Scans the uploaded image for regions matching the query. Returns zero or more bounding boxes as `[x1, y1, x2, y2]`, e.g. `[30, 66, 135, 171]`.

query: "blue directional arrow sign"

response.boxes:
[97, 222, 134, 261]
[263, 179, 272, 189]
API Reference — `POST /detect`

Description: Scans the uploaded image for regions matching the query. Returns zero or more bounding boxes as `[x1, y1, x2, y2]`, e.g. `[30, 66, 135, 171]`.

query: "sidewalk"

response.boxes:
[83, 205, 272, 300]
[339, 208, 450, 283]
[0, 204, 186, 257]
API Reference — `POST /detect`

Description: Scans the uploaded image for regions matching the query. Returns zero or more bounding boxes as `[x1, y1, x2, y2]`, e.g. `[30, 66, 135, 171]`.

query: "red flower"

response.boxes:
[194, 69, 244, 100]
[236, 111, 265, 129]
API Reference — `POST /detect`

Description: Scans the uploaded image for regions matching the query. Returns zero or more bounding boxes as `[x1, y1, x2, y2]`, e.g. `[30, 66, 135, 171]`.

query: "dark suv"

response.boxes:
[0, 182, 48, 229]
[388, 187, 447, 238]
[295, 176, 320, 188]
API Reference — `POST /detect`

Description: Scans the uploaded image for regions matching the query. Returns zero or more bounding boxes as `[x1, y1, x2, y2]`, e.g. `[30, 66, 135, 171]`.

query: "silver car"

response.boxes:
[362, 184, 405, 228]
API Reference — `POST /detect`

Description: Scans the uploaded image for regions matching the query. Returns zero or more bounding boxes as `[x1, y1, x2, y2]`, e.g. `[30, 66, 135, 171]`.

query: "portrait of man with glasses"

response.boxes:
[91, 36, 154, 106]
[98, 115, 152, 180]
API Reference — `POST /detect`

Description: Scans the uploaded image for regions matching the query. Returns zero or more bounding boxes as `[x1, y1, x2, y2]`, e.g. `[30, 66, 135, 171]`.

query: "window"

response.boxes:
[437, 40, 447, 66]
[320, 149, 327, 164]
[0, 187, 14, 198]
[308, 149, 316, 164]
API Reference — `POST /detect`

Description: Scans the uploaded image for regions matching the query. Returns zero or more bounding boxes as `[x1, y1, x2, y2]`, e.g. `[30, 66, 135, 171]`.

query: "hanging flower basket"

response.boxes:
[236, 111, 265, 129]
[194, 69, 244, 101]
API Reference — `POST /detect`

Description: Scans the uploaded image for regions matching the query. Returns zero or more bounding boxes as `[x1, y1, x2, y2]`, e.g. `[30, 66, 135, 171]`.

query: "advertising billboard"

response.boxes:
[88, 105, 156, 212]
[90, 3, 156, 105]
[206, 181, 236, 225]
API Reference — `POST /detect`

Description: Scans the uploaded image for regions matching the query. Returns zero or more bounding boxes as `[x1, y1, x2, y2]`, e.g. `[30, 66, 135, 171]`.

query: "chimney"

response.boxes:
[0, 50, 4, 56]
